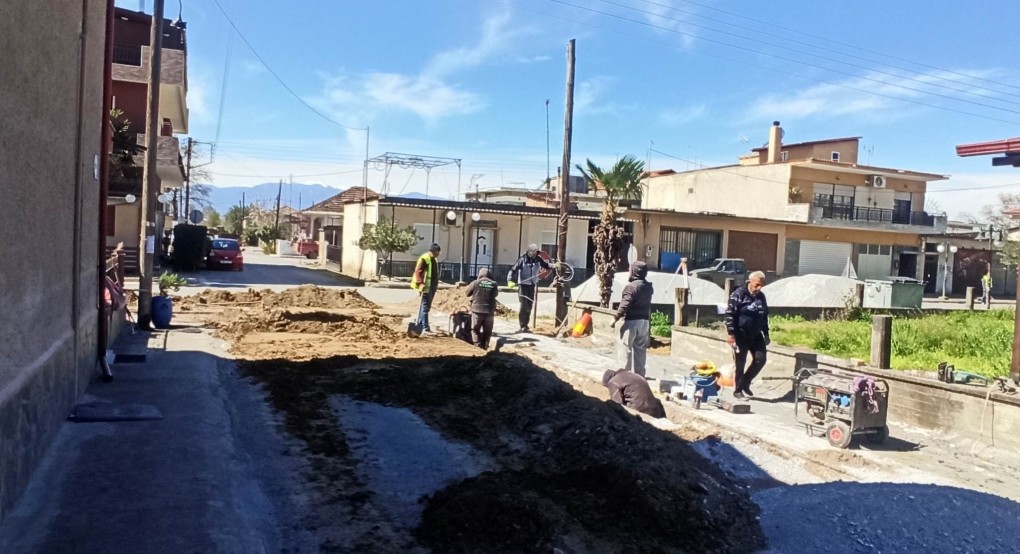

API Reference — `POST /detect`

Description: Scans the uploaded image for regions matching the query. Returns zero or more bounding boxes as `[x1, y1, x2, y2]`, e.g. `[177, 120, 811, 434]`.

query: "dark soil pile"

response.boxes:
[241, 352, 766, 553]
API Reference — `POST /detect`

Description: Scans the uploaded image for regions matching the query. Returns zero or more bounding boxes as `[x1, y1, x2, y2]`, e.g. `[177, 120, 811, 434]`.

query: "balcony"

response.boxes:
[810, 201, 945, 233]
[113, 45, 188, 133]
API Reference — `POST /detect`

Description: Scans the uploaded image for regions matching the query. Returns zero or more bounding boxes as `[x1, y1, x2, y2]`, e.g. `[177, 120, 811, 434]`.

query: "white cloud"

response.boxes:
[658, 104, 706, 126]
[639, 0, 698, 48]
[927, 172, 1020, 220]
[576, 76, 614, 114]
[744, 68, 1012, 124]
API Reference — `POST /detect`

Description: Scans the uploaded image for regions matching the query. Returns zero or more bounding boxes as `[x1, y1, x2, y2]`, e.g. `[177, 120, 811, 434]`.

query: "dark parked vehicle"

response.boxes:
[690, 258, 746, 288]
[207, 238, 244, 271]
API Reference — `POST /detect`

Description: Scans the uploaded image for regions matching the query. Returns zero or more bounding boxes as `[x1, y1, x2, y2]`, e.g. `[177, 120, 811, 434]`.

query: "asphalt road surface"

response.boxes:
[183, 248, 360, 292]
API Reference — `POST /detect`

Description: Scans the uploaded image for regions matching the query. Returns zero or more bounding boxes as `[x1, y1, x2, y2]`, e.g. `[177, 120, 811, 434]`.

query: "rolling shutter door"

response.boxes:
[798, 240, 852, 276]
[727, 231, 778, 272]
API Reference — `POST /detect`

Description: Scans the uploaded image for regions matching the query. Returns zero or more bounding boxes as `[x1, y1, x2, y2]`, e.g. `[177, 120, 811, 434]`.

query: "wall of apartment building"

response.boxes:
[642, 163, 804, 222]
[750, 138, 860, 165]
[790, 166, 929, 212]
[0, 0, 107, 521]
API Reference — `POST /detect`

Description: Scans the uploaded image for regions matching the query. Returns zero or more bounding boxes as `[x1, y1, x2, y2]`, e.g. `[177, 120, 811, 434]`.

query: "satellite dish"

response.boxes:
[627, 244, 638, 265]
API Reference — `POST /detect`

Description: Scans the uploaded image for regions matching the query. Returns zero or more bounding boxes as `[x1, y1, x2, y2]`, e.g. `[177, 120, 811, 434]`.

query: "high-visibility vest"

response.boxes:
[410, 252, 435, 290]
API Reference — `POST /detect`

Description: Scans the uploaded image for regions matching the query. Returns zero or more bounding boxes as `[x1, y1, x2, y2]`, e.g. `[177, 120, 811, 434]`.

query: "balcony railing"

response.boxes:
[813, 200, 936, 227]
[112, 43, 142, 66]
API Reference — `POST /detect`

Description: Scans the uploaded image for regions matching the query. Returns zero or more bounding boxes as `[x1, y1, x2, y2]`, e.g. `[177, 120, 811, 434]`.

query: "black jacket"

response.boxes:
[603, 369, 666, 418]
[725, 285, 770, 338]
[508, 254, 550, 286]
[616, 262, 653, 321]
[465, 276, 499, 314]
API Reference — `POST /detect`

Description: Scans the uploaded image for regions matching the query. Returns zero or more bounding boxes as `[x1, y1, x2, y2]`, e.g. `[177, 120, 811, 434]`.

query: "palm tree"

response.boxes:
[576, 156, 645, 307]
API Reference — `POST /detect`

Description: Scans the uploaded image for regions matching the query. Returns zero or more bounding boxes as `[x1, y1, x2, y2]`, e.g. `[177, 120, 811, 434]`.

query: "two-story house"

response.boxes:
[634, 122, 948, 282]
[105, 7, 189, 272]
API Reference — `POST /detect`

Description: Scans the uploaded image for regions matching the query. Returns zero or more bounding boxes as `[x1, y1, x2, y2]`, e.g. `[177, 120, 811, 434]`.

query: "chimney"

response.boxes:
[767, 121, 783, 163]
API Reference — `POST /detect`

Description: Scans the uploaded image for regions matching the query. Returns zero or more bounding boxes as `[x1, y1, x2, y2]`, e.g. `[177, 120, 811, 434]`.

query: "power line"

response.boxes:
[546, 0, 1020, 119]
[210, 0, 366, 131]
[601, 0, 1020, 106]
[928, 181, 1020, 193]
[648, 148, 793, 186]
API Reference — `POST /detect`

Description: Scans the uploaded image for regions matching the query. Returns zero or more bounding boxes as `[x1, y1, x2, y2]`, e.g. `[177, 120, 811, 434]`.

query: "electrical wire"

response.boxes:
[210, 0, 366, 132]
[545, 0, 1020, 118]
[927, 181, 1020, 193]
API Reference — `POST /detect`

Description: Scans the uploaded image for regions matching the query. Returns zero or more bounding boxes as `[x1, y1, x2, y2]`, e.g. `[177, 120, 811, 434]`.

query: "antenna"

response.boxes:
[738, 134, 749, 144]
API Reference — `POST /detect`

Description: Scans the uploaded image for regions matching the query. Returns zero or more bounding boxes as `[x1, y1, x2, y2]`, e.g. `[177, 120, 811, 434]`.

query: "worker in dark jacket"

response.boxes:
[725, 271, 770, 399]
[465, 267, 499, 349]
[507, 244, 551, 333]
[611, 261, 654, 377]
[603, 369, 666, 418]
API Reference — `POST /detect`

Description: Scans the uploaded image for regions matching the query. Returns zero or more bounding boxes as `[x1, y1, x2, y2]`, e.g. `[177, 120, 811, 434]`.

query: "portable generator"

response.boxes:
[794, 368, 890, 449]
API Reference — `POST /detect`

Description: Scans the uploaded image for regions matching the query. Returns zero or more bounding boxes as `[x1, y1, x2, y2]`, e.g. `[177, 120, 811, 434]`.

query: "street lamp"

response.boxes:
[936, 243, 959, 299]
[471, 212, 482, 278]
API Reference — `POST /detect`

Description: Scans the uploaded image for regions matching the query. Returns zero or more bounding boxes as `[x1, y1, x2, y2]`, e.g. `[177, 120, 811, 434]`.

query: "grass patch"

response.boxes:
[651, 311, 671, 337]
[769, 310, 1015, 378]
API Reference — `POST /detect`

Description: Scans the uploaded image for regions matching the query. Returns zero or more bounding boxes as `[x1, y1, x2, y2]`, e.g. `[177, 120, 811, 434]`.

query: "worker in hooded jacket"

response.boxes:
[465, 267, 499, 349]
[612, 261, 654, 377]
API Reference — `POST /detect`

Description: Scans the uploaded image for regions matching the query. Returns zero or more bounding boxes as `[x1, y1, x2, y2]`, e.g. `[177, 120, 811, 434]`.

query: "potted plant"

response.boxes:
[151, 272, 187, 328]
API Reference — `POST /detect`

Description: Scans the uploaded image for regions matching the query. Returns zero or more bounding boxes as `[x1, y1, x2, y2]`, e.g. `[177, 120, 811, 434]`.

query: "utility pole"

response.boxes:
[183, 136, 193, 223]
[555, 39, 575, 328]
[240, 191, 245, 234]
[545, 99, 551, 184]
[136, 0, 165, 330]
[274, 179, 283, 231]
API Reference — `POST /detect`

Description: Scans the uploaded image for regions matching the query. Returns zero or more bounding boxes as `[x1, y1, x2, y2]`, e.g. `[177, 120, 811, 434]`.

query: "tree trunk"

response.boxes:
[592, 203, 622, 308]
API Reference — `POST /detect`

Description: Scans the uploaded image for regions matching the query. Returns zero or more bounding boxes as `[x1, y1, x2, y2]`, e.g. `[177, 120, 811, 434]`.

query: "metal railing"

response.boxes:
[112, 43, 142, 66]
[813, 200, 936, 227]
[326, 245, 342, 263]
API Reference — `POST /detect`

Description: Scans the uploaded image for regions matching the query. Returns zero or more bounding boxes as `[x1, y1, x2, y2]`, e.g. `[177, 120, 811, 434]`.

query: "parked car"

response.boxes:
[295, 239, 319, 259]
[207, 238, 244, 271]
[689, 258, 746, 288]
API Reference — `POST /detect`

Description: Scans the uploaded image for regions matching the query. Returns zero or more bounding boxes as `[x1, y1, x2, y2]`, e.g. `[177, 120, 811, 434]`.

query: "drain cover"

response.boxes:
[68, 402, 163, 422]
[113, 354, 146, 364]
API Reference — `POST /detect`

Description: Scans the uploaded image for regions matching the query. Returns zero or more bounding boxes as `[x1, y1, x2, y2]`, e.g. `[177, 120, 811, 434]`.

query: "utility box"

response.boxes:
[862, 278, 924, 309]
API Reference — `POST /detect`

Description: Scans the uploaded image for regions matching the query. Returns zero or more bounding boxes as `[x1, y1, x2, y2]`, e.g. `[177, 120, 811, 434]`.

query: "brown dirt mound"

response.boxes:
[179, 285, 376, 311]
[240, 353, 766, 553]
[217, 308, 402, 342]
[416, 286, 513, 316]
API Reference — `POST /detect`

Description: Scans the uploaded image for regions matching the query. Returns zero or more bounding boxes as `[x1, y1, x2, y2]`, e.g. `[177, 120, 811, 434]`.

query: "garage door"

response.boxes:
[727, 231, 778, 273]
[856, 244, 893, 281]
[798, 240, 852, 276]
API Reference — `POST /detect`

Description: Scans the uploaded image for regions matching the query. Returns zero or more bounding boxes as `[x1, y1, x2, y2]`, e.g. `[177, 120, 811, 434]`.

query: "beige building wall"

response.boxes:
[108, 203, 142, 248]
[643, 164, 807, 222]
[0, 0, 107, 521]
[341, 201, 379, 279]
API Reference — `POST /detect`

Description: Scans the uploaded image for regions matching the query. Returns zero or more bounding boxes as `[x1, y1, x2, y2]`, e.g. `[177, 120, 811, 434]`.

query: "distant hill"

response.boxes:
[202, 183, 344, 214]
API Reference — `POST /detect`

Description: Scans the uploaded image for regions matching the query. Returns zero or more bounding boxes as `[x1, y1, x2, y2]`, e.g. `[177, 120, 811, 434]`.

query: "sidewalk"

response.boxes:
[0, 325, 318, 553]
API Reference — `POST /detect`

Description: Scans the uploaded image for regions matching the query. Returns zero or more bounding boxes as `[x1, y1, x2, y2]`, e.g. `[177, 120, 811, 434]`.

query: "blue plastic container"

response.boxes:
[151, 296, 173, 328]
[690, 375, 719, 400]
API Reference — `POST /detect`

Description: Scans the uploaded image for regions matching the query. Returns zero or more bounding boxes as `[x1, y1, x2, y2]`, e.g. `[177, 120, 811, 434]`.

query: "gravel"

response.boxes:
[574, 270, 728, 306]
[761, 274, 863, 308]
[754, 482, 1020, 553]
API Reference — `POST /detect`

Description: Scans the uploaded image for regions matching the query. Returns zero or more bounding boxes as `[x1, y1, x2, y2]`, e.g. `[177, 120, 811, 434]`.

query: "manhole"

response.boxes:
[68, 402, 163, 422]
[113, 354, 146, 364]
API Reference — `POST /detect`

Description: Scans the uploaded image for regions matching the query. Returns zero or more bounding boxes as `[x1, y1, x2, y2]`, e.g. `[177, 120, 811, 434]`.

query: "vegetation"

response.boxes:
[576, 156, 645, 308]
[224, 205, 245, 235]
[769, 310, 1014, 378]
[109, 109, 142, 179]
[357, 218, 421, 270]
[650, 311, 672, 337]
[157, 272, 188, 296]
[203, 206, 222, 228]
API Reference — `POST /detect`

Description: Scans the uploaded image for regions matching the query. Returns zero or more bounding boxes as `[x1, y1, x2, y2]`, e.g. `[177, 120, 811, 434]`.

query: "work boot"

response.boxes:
[742, 385, 754, 397]
[519, 326, 530, 333]
[733, 390, 745, 400]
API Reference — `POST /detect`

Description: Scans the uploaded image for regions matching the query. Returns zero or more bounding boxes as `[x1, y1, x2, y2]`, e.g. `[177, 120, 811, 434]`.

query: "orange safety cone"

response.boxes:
[570, 310, 593, 337]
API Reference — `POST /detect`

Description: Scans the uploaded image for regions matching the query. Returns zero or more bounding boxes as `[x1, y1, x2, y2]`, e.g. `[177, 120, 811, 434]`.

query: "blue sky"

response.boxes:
[126, 0, 1020, 219]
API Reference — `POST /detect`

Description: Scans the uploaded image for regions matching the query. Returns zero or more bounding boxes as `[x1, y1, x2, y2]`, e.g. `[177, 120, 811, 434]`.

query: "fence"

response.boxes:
[326, 245, 342, 263]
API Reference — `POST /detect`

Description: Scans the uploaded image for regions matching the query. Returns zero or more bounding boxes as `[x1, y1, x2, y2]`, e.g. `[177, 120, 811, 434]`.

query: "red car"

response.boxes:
[207, 238, 244, 271]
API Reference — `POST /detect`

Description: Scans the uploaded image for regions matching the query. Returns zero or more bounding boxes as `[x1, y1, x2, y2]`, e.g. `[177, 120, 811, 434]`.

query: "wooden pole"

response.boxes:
[871, 315, 892, 369]
[965, 286, 975, 310]
[135, 0, 165, 329]
[555, 39, 576, 328]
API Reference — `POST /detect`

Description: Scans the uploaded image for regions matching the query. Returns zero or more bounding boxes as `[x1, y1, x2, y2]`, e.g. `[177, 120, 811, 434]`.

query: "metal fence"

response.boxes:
[326, 245, 342, 263]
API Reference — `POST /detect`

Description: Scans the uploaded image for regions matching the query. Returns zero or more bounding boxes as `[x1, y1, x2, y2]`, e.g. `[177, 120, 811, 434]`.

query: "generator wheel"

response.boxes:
[825, 421, 852, 449]
[866, 425, 889, 445]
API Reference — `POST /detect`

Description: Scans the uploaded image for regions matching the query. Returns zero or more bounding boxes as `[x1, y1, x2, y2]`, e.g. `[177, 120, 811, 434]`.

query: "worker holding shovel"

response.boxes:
[410, 243, 441, 334]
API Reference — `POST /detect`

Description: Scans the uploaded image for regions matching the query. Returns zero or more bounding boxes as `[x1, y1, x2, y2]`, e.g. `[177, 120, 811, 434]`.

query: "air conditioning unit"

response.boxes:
[870, 175, 887, 189]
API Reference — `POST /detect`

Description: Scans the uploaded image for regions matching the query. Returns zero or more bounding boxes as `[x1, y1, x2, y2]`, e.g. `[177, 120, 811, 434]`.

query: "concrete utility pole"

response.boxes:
[555, 39, 576, 328]
[183, 137, 193, 223]
[274, 179, 283, 231]
[136, 0, 165, 330]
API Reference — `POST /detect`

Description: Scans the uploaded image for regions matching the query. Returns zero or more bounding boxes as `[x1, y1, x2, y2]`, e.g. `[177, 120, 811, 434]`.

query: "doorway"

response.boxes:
[897, 252, 917, 279]
[922, 254, 938, 294]
[471, 228, 494, 278]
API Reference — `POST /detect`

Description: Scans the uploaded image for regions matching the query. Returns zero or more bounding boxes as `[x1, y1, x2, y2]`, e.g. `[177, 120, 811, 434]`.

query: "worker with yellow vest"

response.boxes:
[411, 243, 442, 333]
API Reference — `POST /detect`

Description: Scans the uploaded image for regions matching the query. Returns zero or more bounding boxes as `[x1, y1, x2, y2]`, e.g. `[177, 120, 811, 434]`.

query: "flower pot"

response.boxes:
[151, 296, 173, 329]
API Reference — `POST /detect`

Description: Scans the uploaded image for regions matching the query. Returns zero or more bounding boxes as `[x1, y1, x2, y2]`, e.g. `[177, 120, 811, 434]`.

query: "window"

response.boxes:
[410, 223, 436, 255]
[659, 227, 722, 270]
[540, 230, 557, 257]
[780, 151, 789, 162]
[831, 151, 841, 162]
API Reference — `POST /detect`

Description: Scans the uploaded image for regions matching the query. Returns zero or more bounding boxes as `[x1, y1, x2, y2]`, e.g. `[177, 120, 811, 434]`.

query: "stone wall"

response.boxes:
[0, 0, 107, 521]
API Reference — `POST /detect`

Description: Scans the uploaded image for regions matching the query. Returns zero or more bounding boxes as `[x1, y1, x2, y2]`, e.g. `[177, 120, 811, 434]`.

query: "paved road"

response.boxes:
[180, 249, 360, 293]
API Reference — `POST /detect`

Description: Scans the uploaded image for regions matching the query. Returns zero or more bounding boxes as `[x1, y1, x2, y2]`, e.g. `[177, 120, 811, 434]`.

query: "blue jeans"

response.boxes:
[417, 289, 436, 331]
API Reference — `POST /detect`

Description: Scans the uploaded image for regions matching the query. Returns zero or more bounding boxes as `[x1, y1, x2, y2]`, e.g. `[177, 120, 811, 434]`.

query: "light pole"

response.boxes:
[471, 212, 481, 278]
[446, 210, 459, 282]
[936, 242, 958, 299]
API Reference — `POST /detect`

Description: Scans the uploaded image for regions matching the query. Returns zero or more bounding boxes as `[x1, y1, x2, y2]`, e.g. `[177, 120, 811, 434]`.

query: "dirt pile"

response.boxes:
[179, 285, 377, 311]
[241, 352, 766, 553]
[410, 286, 513, 316]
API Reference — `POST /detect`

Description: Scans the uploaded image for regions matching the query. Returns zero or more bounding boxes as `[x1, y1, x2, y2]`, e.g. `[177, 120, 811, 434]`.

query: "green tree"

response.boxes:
[357, 218, 421, 272]
[203, 206, 222, 228]
[576, 155, 645, 307]
[224, 205, 245, 235]
[978, 192, 1020, 266]
[109, 109, 141, 179]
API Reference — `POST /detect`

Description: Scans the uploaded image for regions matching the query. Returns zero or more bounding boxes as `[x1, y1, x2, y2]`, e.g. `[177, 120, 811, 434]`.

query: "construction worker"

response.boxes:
[411, 243, 441, 333]
[507, 244, 550, 333]
[611, 261, 653, 377]
[602, 369, 666, 418]
[725, 271, 770, 399]
[465, 267, 499, 349]
[981, 267, 993, 307]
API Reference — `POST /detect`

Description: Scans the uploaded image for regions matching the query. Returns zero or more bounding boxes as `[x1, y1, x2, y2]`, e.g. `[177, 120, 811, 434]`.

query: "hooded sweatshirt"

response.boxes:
[465, 268, 499, 314]
[603, 369, 666, 418]
[616, 261, 653, 321]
